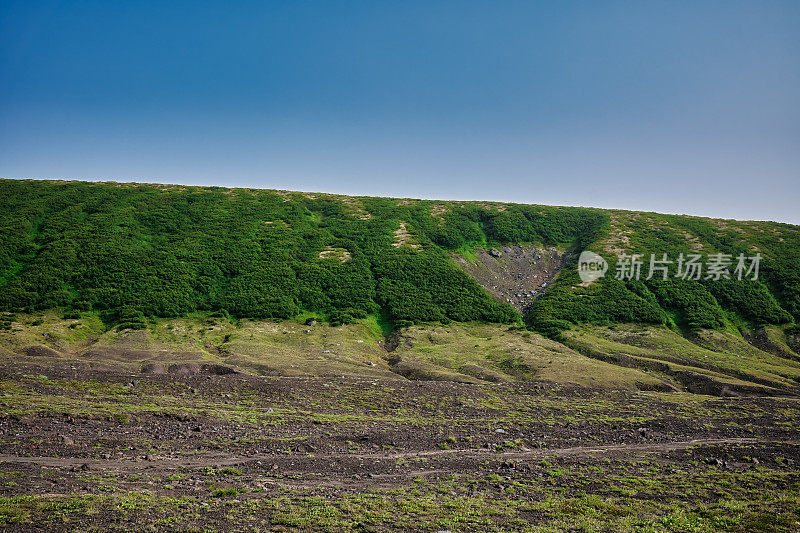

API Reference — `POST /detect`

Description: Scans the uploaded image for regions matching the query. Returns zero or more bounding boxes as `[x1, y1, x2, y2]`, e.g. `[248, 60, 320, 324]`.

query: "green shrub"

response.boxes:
[0, 179, 795, 333]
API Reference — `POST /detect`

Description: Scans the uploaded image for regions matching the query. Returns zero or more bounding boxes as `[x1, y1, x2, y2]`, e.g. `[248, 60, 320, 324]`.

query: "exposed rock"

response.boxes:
[453, 245, 565, 314]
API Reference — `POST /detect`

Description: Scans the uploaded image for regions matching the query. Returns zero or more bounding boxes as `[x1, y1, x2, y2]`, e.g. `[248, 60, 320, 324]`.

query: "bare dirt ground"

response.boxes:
[453, 246, 565, 313]
[1, 363, 799, 531]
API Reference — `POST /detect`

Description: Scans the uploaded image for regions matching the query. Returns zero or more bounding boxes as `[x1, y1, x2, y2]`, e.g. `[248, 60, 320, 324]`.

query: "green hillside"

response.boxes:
[0, 179, 798, 337]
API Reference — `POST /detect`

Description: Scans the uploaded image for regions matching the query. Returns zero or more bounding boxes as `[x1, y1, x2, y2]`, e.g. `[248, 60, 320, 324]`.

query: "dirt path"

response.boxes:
[333, 436, 768, 461]
[0, 437, 774, 472]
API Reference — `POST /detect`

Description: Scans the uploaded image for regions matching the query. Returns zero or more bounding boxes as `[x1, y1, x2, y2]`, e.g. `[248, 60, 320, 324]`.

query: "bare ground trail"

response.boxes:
[1, 367, 798, 531]
[0, 436, 777, 470]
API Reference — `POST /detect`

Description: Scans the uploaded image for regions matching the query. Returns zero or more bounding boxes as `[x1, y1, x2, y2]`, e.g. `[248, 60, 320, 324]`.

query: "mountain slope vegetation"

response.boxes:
[1, 179, 798, 338]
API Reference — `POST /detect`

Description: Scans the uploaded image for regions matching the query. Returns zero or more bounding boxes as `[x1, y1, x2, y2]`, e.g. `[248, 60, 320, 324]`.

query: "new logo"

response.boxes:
[577, 251, 608, 283]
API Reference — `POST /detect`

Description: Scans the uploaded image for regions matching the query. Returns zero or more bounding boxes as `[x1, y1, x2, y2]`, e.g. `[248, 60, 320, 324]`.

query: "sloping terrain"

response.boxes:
[1, 178, 800, 397]
[3, 311, 799, 396]
[0, 312, 663, 391]
[0, 179, 799, 531]
[452, 245, 565, 313]
[1, 178, 799, 338]
[386, 322, 668, 391]
[564, 324, 800, 396]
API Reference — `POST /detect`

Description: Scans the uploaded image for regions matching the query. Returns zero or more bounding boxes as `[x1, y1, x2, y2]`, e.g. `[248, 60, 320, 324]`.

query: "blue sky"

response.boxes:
[1, 1, 798, 223]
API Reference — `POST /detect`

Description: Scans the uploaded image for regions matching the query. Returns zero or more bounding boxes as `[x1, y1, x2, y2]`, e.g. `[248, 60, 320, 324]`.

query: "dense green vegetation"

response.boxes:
[0, 180, 527, 325]
[0, 179, 797, 334]
[532, 210, 800, 336]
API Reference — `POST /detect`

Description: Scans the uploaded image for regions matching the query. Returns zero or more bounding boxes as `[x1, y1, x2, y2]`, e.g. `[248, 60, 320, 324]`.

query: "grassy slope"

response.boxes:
[564, 324, 800, 393]
[1, 179, 799, 394]
[0, 312, 669, 391]
[390, 323, 667, 390]
[1, 178, 799, 332]
[7, 311, 800, 394]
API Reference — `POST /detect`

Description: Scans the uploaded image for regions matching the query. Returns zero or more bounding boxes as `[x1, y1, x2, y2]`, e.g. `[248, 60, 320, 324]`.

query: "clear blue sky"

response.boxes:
[2, 1, 798, 223]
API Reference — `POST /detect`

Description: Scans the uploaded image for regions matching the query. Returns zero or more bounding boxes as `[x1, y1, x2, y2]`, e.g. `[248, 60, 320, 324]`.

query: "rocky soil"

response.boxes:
[453, 246, 566, 314]
[0, 363, 798, 531]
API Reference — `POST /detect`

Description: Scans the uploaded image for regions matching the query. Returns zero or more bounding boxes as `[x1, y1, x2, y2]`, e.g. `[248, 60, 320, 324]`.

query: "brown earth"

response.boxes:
[0, 363, 798, 531]
[453, 246, 566, 314]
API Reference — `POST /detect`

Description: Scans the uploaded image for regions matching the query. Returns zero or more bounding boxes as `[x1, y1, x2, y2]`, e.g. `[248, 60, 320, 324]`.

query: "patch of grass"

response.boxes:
[210, 487, 238, 497]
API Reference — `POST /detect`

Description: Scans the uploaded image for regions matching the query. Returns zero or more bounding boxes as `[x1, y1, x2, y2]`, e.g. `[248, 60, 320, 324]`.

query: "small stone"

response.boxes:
[494, 429, 506, 434]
